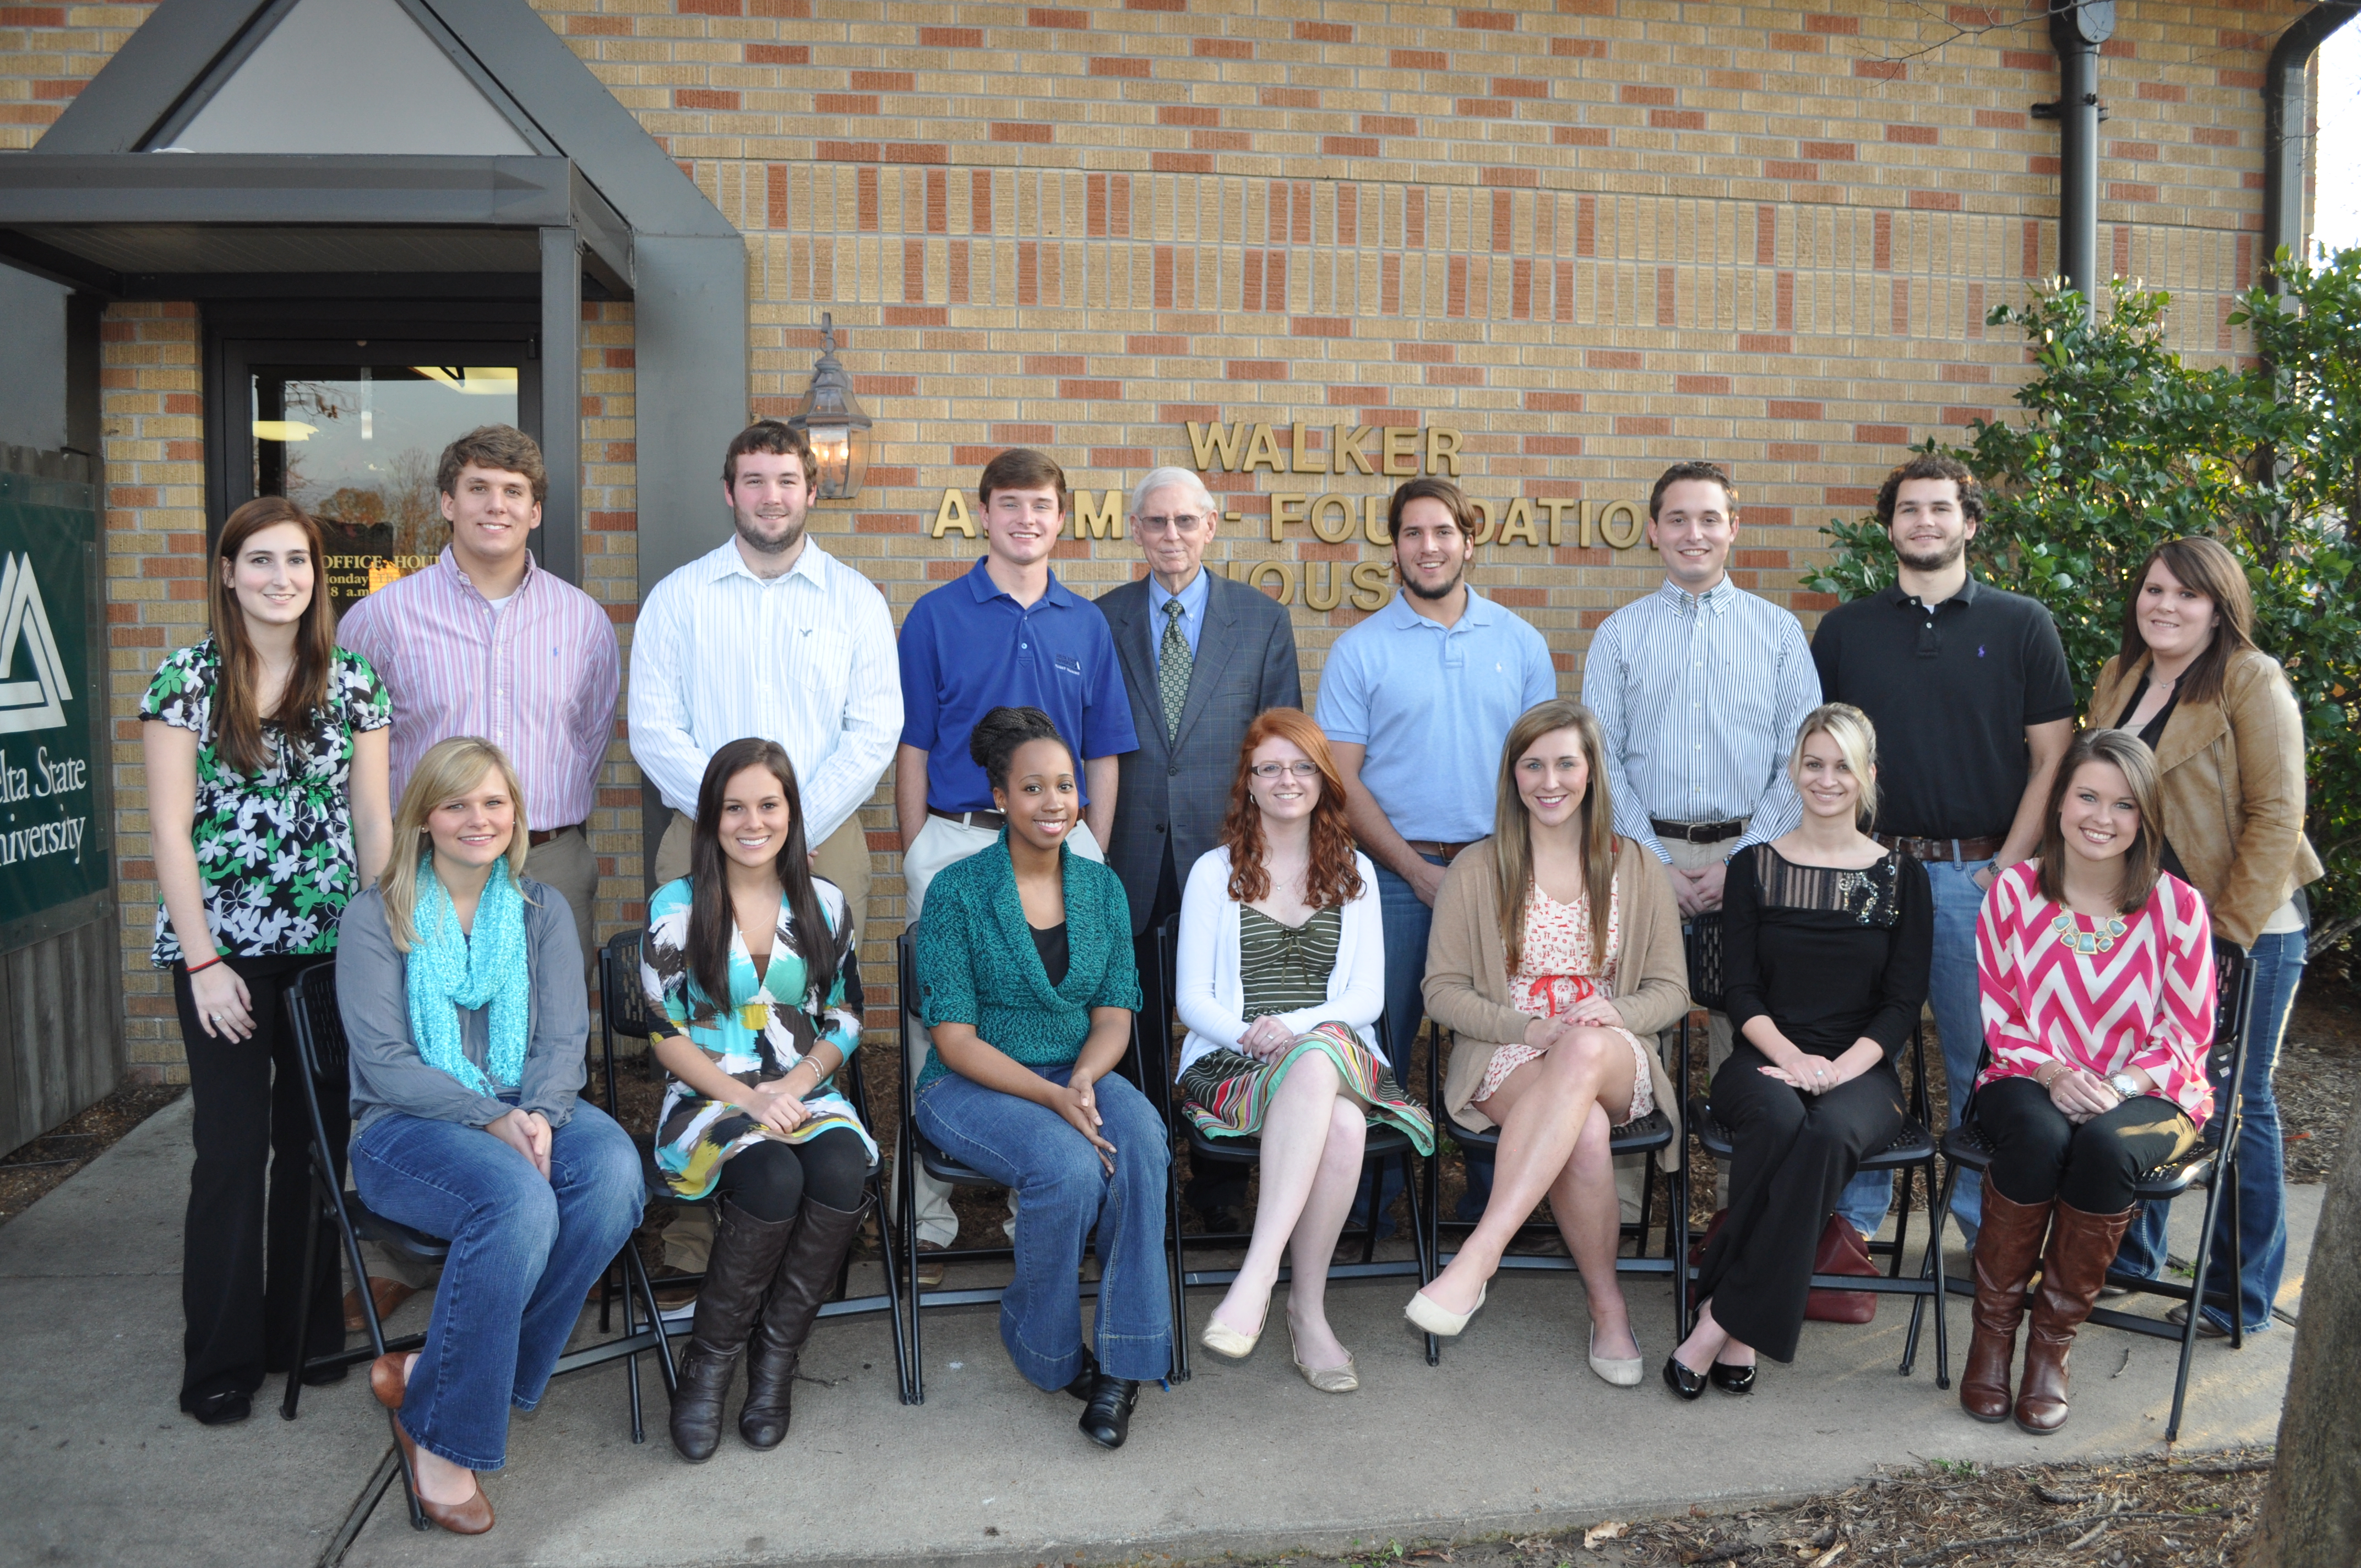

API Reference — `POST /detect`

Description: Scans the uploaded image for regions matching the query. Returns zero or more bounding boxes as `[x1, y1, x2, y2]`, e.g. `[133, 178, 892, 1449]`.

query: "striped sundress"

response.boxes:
[1177, 905, 1435, 1154]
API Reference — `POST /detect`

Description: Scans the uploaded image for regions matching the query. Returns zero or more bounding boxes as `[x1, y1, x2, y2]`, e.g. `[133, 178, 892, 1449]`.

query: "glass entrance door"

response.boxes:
[218, 335, 540, 611]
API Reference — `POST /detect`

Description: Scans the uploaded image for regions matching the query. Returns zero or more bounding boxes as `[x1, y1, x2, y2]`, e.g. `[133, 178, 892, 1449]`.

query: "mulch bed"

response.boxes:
[0, 1082, 187, 1227]
[1262, 1448, 2275, 1568]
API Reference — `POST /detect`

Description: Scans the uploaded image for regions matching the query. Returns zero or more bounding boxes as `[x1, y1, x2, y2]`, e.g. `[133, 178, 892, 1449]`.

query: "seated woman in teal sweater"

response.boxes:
[912, 706, 1172, 1451]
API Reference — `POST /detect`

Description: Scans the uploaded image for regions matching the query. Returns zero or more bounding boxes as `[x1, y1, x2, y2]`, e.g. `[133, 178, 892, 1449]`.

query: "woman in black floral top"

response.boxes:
[140, 497, 391, 1426]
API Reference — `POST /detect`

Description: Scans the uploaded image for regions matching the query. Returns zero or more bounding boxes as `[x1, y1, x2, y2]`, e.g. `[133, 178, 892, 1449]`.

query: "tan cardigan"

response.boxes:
[2088, 646, 2321, 949]
[1423, 835, 1690, 1164]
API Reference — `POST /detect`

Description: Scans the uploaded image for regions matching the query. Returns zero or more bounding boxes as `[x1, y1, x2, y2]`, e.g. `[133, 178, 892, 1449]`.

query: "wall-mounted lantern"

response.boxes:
[785, 311, 872, 500]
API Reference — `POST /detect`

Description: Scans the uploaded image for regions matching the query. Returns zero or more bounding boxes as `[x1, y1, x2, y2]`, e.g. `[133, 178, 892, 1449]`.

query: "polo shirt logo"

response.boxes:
[1055, 654, 1083, 677]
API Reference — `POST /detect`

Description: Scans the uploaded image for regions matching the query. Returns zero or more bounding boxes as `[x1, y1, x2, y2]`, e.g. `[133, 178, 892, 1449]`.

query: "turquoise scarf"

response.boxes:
[406, 856, 530, 1095]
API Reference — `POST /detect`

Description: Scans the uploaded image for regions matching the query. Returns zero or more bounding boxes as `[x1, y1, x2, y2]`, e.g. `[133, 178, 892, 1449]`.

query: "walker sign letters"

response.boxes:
[0, 471, 104, 923]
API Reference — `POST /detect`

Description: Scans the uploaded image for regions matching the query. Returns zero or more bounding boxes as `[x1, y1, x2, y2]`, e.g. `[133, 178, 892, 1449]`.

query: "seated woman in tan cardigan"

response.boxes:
[1407, 697, 1689, 1387]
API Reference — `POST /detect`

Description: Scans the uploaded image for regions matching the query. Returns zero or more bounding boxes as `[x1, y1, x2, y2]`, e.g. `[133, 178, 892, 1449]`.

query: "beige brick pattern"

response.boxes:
[1, 0, 2316, 1065]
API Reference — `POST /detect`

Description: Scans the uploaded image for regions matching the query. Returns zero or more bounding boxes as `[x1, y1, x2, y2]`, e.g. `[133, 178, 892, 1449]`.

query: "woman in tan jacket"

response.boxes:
[1407, 698, 1690, 1386]
[2087, 536, 2320, 1337]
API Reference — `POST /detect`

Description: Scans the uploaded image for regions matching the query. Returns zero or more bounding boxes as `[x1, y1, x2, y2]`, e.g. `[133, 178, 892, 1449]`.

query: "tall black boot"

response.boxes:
[741, 1194, 871, 1450]
[668, 1199, 796, 1463]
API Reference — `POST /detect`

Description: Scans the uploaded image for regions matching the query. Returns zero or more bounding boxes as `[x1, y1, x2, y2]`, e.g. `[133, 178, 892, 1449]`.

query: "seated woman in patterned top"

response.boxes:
[913, 706, 1169, 1451]
[1965, 726, 2215, 1435]
[1666, 704, 1931, 1400]
[1413, 697, 1690, 1386]
[1174, 707, 1433, 1393]
[643, 738, 875, 1463]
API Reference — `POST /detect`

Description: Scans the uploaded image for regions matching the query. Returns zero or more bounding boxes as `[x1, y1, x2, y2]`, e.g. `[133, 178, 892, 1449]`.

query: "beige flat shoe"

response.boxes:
[1199, 1300, 1269, 1360]
[1587, 1326, 1644, 1387]
[1288, 1325, 1358, 1393]
[1405, 1281, 1486, 1337]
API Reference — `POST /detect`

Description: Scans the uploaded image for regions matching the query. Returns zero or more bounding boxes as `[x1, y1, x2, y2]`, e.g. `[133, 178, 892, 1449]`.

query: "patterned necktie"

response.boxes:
[1158, 597, 1192, 743]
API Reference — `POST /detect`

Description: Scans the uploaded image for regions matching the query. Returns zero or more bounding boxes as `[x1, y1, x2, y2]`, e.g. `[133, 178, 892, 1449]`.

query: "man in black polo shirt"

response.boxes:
[1811, 453, 2075, 1245]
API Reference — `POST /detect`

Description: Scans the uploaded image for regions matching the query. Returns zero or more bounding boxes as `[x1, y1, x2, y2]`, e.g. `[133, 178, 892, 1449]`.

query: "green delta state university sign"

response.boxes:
[928, 416, 1650, 613]
[0, 467, 104, 925]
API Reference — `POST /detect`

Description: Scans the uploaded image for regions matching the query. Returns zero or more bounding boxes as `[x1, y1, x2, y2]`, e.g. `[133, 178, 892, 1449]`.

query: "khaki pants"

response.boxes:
[892, 813, 1103, 1248]
[656, 810, 874, 1272]
[364, 823, 603, 1292]
[1615, 834, 1737, 1224]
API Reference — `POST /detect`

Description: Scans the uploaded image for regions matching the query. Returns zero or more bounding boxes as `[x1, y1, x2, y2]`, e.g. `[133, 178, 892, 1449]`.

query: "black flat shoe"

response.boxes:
[189, 1389, 251, 1426]
[1661, 1356, 1707, 1401]
[1709, 1361, 1756, 1395]
[1078, 1374, 1139, 1449]
[1062, 1348, 1101, 1401]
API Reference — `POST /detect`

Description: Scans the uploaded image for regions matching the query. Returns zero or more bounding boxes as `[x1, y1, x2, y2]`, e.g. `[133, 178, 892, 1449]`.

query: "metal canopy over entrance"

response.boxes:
[0, 0, 748, 596]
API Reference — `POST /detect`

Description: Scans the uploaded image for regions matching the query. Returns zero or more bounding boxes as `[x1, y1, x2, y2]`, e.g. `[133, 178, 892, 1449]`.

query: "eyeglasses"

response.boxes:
[1249, 761, 1322, 780]
[1134, 513, 1208, 535]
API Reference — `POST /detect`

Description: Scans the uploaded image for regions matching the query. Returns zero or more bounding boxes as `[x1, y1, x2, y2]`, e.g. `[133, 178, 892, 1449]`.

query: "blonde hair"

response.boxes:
[378, 736, 532, 951]
[1492, 698, 1618, 975]
[1790, 702, 1881, 831]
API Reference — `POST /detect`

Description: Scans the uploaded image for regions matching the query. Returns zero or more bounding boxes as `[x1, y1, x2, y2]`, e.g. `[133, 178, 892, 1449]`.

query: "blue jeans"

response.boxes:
[2112, 927, 2305, 1332]
[351, 1102, 643, 1471]
[1838, 856, 1991, 1241]
[915, 1063, 1172, 1387]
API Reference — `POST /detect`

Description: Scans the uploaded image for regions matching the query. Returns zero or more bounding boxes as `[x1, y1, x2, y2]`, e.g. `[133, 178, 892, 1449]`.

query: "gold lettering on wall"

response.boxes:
[1598, 499, 1645, 551]
[932, 489, 976, 537]
[1073, 489, 1125, 540]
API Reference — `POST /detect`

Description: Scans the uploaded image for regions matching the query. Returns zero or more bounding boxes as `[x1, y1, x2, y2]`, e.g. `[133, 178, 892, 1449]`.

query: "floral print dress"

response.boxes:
[640, 876, 878, 1200]
[1475, 879, 1658, 1122]
[140, 637, 391, 966]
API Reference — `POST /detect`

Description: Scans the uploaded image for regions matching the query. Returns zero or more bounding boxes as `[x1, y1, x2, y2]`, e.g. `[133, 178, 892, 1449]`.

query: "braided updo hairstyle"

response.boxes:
[969, 705, 1074, 797]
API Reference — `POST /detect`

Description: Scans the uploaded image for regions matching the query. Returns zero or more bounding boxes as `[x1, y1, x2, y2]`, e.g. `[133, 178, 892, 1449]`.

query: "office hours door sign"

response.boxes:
[0, 468, 103, 922]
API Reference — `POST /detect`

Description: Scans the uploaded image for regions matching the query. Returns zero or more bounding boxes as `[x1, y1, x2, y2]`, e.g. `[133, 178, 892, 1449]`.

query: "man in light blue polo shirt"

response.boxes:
[893, 448, 1139, 1267]
[1317, 476, 1558, 1233]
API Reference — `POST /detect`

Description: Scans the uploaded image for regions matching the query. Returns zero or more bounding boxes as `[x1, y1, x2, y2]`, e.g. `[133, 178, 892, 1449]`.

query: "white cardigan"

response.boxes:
[1172, 845, 1388, 1080]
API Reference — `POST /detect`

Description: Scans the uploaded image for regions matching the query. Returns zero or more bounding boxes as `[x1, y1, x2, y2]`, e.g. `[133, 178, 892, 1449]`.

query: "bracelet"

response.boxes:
[185, 956, 222, 976]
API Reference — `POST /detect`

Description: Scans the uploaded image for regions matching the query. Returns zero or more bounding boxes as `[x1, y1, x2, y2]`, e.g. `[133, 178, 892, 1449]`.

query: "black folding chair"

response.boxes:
[1902, 937, 2257, 1439]
[1147, 917, 1436, 1374]
[1419, 932, 1693, 1351]
[278, 961, 668, 1532]
[597, 929, 909, 1401]
[892, 928, 1182, 1403]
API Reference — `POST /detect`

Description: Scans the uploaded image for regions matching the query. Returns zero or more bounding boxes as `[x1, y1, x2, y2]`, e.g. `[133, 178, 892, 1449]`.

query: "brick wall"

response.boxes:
[0, 0, 2316, 1074]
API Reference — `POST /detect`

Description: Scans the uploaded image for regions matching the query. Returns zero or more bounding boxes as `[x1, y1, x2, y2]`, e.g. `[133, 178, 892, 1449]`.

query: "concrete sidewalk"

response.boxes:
[0, 1095, 2316, 1568]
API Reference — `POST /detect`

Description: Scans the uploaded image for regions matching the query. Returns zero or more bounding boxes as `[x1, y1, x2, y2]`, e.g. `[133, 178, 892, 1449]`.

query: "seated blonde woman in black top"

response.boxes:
[1666, 703, 1932, 1398]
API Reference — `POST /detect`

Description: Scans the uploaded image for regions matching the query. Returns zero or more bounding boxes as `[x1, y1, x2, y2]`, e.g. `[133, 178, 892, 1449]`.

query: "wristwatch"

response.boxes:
[2108, 1070, 2142, 1098]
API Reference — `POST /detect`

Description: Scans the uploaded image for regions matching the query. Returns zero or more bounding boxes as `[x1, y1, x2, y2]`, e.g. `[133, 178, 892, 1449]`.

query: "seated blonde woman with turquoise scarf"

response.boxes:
[641, 738, 875, 1463]
[339, 737, 641, 1537]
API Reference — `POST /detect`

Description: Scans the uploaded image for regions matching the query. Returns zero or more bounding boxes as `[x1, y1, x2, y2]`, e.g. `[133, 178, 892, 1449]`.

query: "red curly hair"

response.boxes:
[1221, 707, 1366, 908]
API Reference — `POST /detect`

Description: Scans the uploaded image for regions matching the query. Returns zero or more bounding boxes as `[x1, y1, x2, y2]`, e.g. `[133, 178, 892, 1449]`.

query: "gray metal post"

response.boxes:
[538, 225, 582, 586]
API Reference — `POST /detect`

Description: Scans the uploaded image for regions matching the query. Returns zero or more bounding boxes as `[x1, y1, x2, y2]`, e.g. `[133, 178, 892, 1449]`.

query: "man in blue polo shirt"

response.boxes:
[893, 448, 1139, 1266]
[1318, 476, 1558, 1235]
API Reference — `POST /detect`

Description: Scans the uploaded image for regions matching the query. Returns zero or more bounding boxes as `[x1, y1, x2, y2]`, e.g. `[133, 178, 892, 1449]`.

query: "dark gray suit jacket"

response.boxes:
[1097, 571, 1302, 935]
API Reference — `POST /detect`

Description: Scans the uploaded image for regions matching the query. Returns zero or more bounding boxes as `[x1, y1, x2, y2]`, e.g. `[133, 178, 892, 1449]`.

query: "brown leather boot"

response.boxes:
[2015, 1199, 2135, 1435]
[740, 1194, 872, 1451]
[1961, 1175, 2053, 1423]
[668, 1200, 796, 1462]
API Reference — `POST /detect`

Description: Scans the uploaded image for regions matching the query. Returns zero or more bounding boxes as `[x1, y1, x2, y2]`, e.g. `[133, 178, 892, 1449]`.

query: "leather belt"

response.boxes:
[929, 806, 1007, 832]
[1875, 832, 2005, 863]
[1404, 840, 1474, 863]
[527, 824, 581, 847]
[1650, 816, 1747, 845]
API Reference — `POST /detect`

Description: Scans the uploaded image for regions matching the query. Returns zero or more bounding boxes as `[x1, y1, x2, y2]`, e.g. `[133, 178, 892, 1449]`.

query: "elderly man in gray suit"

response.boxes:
[1098, 466, 1302, 1221]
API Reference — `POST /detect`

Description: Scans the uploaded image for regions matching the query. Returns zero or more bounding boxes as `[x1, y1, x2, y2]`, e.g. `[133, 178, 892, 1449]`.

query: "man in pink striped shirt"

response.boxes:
[339, 423, 620, 977]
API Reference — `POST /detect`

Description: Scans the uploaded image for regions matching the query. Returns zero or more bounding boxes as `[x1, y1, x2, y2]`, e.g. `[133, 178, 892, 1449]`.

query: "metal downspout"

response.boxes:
[2264, 3, 2361, 292]
[2046, 2, 2114, 308]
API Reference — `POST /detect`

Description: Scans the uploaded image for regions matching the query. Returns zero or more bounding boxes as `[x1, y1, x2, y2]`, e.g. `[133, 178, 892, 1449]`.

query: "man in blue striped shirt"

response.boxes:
[1581, 461, 1820, 1218]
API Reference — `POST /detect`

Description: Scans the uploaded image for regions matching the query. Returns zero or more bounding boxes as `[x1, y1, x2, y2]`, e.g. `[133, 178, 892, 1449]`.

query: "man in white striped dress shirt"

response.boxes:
[628, 420, 901, 1300]
[1581, 461, 1820, 1218]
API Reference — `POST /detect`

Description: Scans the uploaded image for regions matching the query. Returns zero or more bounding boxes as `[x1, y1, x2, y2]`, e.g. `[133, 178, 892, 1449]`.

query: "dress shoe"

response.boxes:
[913, 1240, 948, 1291]
[344, 1277, 417, 1333]
[2166, 1304, 2231, 1339]
[1078, 1374, 1140, 1449]
[188, 1389, 250, 1426]
[369, 1353, 493, 1535]
[1404, 1281, 1485, 1337]
[1288, 1325, 1358, 1394]
[1199, 1300, 1269, 1360]
[1661, 1355, 1708, 1401]
[1587, 1326, 1644, 1388]
[1062, 1347, 1101, 1401]
[1709, 1361, 1756, 1395]
[649, 1262, 701, 1311]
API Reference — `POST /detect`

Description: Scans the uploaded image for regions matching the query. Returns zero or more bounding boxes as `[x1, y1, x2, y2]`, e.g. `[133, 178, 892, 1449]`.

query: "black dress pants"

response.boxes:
[1694, 1044, 1905, 1363]
[1974, 1075, 2198, 1214]
[172, 954, 344, 1408]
